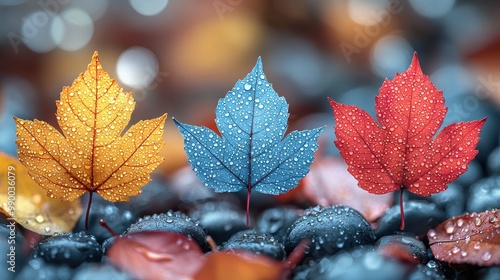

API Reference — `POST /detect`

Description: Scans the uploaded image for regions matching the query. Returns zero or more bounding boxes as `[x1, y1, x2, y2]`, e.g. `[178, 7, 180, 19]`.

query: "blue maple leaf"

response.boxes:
[174, 58, 323, 226]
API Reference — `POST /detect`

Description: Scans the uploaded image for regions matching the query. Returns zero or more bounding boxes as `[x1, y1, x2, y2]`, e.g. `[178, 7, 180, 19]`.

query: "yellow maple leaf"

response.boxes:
[14, 52, 167, 228]
[0, 152, 82, 235]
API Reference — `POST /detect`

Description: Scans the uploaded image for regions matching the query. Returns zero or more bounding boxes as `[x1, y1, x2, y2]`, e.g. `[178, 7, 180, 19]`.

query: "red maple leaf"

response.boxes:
[329, 53, 486, 230]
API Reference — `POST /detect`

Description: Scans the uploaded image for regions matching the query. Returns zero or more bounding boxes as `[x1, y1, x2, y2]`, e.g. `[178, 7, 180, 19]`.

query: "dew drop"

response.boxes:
[244, 83, 252, 90]
[132, 243, 173, 262]
[445, 222, 455, 234]
[336, 239, 345, 248]
[63, 250, 71, 259]
[32, 194, 42, 204]
[481, 252, 492, 261]
[35, 214, 45, 223]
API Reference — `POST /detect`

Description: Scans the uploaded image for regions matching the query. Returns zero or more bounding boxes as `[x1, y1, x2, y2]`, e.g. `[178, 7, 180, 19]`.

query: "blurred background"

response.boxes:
[1, 0, 500, 175]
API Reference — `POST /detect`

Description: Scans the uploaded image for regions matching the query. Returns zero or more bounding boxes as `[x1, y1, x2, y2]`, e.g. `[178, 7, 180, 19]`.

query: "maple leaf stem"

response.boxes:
[99, 219, 118, 237]
[246, 187, 251, 228]
[206, 236, 219, 252]
[284, 239, 310, 270]
[85, 191, 93, 230]
[400, 188, 405, 231]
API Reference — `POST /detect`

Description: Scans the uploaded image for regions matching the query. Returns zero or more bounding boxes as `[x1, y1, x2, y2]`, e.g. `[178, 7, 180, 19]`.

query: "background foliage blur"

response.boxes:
[1, 0, 500, 175]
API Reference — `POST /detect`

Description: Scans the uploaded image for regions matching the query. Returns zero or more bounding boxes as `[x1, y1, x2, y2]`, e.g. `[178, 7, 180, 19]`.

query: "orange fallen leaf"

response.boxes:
[14, 52, 167, 229]
[0, 152, 82, 235]
[194, 240, 309, 280]
[194, 251, 283, 280]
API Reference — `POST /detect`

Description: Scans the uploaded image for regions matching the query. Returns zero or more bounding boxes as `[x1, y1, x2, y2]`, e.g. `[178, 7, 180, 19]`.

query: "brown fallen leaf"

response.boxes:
[0, 152, 82, 235]
[14, 52, 167, 229]
[428, 209, 500, 266]
[107, 231, 205, 280]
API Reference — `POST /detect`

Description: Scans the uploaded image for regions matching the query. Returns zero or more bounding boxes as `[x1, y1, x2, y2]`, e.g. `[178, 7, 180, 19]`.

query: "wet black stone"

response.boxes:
[466, 176, 500, 213]
[189, 200, 247, 245]
[33, 232, 102, 268]
[256, 206, 300, 242]
[285, 205, 376, 261]
[455, 160, 483, 187]
[221, 229, 286, 260]
[305, 247, 406, 280]
[0, 217, 26, 275]
[292, 264, 316, 280]
[75, 199, 135, 243]
[406, 183, 466, 218]
[0, 218, 26, 272]
[72, 263, 133, 280]
[125, 210, 209, 251]
[486, 147, 500, 175]
[475, 265, 500, 280]
[101, 236, 117, 254]
[408, 261, 447, 280]
[375, 200, 447, 238]
[15, 258, 74, 280]
[375, 235, 427, 264]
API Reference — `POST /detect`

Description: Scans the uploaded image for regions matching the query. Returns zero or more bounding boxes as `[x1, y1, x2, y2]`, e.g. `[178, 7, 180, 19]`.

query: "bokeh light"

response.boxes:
[338, 87, 377, 117]
[51, 9, 94, 51]
[348, 0, 390, 25]
[0, 77, 37, 155]
[444, 4, 490, 52]
[21, 10, 57, 53]
[409, 0, 455, 18]
[1, 0, 500, 175]
[0, 0, 24, 6]
[129, 0, 169, 16]
[116, 47, 159, 89]
[268, 38, 329, 97]
[431, 65, 475, 98]
[370, 35, 413, 78]
[68, 0, 110, 21]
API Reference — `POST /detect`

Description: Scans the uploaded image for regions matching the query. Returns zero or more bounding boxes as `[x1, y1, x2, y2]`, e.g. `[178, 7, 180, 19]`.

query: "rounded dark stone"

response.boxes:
[285, 205, 376, 261]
